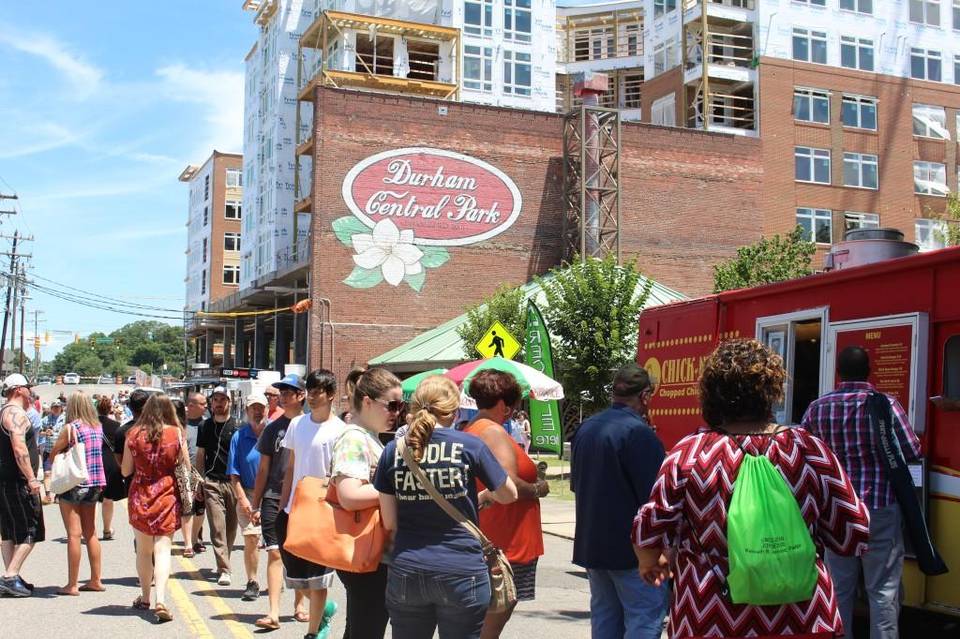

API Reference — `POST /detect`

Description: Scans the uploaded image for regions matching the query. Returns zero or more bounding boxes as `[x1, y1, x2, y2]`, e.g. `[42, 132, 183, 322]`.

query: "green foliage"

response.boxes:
[538, 256, 652, 415]
[457, 284, 526, 360]
[50, 320, 185, 377]
[927, 193, 960, 247]
[713, 226, 816, 293]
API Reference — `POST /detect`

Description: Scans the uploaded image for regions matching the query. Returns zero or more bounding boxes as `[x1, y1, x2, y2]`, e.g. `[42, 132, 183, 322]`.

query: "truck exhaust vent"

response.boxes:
[824, 227, 918, 271]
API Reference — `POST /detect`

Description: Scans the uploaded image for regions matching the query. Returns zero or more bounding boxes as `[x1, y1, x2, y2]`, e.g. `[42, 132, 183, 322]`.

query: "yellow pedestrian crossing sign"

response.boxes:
[475, 321, 521, 360]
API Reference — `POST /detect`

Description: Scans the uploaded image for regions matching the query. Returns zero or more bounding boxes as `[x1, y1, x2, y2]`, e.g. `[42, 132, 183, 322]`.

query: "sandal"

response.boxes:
[293, 611, 309, 623]
[182, 548, 195, 559]
[255, 616, 280, 630]
[132, 595, 150, 610]
[102, 530, 115, 541]
[155, 603, 173, 623]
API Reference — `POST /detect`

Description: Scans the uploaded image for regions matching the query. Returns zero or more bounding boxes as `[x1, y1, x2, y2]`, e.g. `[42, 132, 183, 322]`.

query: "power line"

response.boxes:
[24, 282, 186, 321]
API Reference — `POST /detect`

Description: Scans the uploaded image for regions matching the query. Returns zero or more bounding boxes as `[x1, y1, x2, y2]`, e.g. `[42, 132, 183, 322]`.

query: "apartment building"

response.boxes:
[555, 1, 644, 120]
[180, 151, 243, 314]
[633, 0, 960, 251]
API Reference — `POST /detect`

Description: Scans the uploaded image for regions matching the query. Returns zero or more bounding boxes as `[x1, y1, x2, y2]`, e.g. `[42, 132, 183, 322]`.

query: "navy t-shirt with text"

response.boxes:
[373, 428, 507, 575]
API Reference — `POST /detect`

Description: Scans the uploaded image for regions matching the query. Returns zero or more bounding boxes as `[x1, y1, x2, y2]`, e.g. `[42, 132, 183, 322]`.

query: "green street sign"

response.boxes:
[95, 337, 114, 344]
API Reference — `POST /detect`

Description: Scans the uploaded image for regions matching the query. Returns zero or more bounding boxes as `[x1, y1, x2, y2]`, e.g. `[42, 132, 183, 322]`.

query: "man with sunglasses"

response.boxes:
[264, 387, 283, 423]
[250, 373, 309, 630]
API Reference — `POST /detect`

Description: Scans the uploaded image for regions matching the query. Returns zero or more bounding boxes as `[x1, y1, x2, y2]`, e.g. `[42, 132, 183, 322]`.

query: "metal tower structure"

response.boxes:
[561, 72, 621, 263]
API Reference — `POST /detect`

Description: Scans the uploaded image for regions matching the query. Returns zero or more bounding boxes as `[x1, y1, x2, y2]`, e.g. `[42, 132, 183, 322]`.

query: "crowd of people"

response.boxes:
[0, 336, 946, 639]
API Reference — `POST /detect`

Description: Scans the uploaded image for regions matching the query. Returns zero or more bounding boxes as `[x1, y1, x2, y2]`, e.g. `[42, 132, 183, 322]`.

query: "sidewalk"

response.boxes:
[541, 495, 576, 540]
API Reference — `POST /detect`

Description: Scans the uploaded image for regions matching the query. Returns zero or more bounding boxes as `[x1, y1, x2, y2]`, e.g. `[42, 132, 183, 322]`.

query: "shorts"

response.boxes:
[42, 451, 53, 473]
[237, 488, 261, 536]
[0, 480, 45, 544]
[59, 485, 104, 505]
[512, 558, 538, 601]
[275, 509, 334, 590]
[260, 496, 281, 551]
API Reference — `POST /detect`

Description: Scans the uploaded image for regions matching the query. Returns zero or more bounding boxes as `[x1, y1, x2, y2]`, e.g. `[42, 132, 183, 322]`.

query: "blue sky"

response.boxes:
[0, 1, 255, 358]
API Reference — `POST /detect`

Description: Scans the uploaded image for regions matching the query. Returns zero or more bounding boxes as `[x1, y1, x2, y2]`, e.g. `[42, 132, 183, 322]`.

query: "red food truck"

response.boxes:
[636, 234, 960, 615]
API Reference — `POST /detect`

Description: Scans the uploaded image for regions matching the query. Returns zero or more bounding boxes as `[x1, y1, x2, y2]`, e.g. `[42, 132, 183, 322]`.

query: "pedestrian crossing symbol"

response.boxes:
[475, 321, 521, 360]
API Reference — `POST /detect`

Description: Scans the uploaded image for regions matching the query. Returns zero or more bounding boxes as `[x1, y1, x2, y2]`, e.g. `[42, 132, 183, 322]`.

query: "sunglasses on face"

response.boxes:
[375, 398, 406, 413]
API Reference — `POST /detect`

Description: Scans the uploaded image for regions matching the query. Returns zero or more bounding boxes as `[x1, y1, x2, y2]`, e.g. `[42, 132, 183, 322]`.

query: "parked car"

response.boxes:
[125, 375, 137, 385]
[35, 376, 53, 385]
[97, 374, 114, 384]
[63, 372, 80, 385]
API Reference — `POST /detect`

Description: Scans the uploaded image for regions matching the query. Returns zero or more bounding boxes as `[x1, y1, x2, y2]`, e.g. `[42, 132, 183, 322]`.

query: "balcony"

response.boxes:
[682, 0, 755, 24]
[298, 10, 460, 102]
[557, 10, 644, 74]
[685, 78, 756, 135]
[683, 27, 756, 85]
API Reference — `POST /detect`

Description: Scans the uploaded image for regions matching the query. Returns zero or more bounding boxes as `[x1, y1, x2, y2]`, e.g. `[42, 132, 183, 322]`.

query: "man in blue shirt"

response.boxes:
[228, 394, 267, 602]
[571, 363, 667, 639]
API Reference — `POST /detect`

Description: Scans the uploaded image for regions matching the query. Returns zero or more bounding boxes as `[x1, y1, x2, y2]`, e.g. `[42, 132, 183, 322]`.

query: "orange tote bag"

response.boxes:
[283, 476, 386, 573]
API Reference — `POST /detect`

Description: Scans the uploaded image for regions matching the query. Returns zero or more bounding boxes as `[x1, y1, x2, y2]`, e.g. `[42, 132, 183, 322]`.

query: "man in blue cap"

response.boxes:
[250, 373, 308, 630]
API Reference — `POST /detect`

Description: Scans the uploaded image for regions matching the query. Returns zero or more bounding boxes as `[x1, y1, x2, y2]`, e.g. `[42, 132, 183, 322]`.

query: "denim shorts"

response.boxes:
[386, 565, 491, 639]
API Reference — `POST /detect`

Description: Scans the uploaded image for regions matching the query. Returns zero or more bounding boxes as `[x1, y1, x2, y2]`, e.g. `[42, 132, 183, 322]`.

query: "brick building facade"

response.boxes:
[304, 87, 762, 380]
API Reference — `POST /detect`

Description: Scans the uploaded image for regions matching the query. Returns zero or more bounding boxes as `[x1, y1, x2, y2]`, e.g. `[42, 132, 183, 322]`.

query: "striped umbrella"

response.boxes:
[444, 357, 564, 407]
[400, 368, 448, 401]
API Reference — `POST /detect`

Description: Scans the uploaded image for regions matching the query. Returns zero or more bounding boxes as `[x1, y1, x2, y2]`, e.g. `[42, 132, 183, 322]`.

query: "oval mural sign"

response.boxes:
[341, 147, 522, 247]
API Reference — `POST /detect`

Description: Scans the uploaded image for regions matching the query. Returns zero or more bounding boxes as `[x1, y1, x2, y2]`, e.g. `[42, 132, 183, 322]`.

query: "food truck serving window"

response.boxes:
[945, 335, 960, 399]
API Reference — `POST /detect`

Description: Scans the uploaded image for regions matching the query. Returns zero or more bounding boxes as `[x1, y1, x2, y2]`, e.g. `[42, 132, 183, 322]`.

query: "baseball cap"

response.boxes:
[245, 394, 267, 408]
[612, 363, 653, 397]
[272, 373, 305, 392]
[51, 400, 63, 408]
[2, 373, 31, 395]
[210, 386, 230, 398]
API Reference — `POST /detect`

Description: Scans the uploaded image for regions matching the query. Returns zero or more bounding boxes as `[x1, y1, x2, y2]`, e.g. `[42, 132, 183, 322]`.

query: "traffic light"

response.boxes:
[44, 331, 50, 344]
[33, 336, 41, 349]
[74, 333, 79, 344]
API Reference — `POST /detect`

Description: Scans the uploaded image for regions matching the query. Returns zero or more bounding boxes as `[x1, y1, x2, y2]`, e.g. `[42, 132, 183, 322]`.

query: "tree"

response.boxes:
[49, 320, 185, 377]
[457, 284, 526, 360]
[927, 192, 960, 247]
[713, 226, 816, 292]
[74, 353, 104, 377]
[538, 255, 652, 416]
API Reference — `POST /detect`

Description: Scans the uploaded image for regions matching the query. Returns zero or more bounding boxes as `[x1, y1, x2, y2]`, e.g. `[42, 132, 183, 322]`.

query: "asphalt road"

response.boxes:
[5, 498, 593, 639]
[33, 383, 133, 404]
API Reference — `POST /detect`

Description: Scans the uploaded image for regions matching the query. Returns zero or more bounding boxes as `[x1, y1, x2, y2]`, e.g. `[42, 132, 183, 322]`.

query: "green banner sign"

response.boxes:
[524, 301, 561, 454]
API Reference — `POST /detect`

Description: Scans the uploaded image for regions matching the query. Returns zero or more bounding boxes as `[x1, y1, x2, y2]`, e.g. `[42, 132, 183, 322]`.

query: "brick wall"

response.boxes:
[640, 67, 683, 125]
[306, 87, 762, 381]
[759, 57, 960, 247]
[209, 152, 243, 305]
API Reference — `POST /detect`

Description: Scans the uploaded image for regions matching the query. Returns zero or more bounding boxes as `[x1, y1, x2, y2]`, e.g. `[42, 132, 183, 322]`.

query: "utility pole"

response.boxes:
[18, 289, 26, 374]
[0, 193, 17, 220]
[0, 231, 18, 375]
[0, 233, 33, 376]
[32, 310, 44, 381]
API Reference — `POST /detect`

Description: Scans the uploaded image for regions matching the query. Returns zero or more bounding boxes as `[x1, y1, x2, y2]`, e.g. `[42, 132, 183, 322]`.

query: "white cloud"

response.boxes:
[0, 119, 82, 159]
[155, 64, 244, 157]
[0, 29, 103, 97]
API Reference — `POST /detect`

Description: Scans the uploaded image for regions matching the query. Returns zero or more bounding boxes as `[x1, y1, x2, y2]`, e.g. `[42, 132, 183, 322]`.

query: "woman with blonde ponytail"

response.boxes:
[373, 376, 518, 639]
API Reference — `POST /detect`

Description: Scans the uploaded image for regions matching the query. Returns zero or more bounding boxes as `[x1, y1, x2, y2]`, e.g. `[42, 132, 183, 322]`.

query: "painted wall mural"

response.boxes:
[335, 147, 523, 291]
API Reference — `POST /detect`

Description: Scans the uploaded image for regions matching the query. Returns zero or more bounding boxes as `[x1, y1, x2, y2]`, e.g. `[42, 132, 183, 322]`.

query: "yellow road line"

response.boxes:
[168, 575, 215, 638]
[177, 555, 255, 639]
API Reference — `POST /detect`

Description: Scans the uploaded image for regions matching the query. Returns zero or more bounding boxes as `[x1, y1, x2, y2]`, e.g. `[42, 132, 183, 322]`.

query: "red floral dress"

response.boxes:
[633, 428, 870, 639]
[126, 425, 182, 536]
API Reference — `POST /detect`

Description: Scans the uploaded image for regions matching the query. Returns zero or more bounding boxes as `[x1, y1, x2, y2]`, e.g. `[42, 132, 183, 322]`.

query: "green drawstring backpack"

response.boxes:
[726, 437, 818, 606]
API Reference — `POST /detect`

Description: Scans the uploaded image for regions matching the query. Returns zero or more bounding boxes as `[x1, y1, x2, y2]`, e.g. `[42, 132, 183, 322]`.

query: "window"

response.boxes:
[914, 161, 948, 195]
[224, 232, 241, 252]
[844, 212, 880, 231]
[203, 206, 208, 226]
[955, 0, 960, 29]
[654, 0, 678, 17]
[201, 269, 206, 296]
[944, 335, 960, 399]
[912, 104, 949, 139]
[795, 0, 826, 6]
[843, 152, 879, 189]
[624, 23, 641, 56]
[796, 207, 833, 243]
[955, 55, 960, 84]
[464, 0, 493, 37]
[225, 200, 242, 219]
[622, 74, 643, 109]
[654, 39, 678, 75]
[573, 27, 614, 61]
[841, 36, 874, 71]
[503, 50, 532, 96]
[223, 265, 240, 285]
[202, 238, 207, 263]
[407, 41, 441, 81]
[651, 93, 676, 126]
[910, 0, 941, 26]
[840, 0, 873, 13]
[911, 48, 942, 81]
[204, 175, 209, 201]
[356, 33, 394, 75]
[916, 218, 948, 250]
[793, 28, 827, 64]
[504, 0, 531, 43]
[794, 88, 830, 124]
[841, 95, 877, 130]
[225, 168, 242, 188]
[464, 45, 493, 92]
[795, 147, 831, 184]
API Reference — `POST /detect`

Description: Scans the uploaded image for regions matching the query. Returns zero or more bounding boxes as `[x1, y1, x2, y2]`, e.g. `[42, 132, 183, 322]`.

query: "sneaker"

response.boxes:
[241, 580, 260, 601]
[0, 575, 32, 597]
[217, 572, 232, 587]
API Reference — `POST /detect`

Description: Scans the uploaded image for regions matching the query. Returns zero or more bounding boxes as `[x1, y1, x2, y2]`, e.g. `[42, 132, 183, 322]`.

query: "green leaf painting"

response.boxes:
[405, 269, 426, 292]
[420, 246, 450, 269]
[343, 265, 384, 288]
[332, 216, 370, 248]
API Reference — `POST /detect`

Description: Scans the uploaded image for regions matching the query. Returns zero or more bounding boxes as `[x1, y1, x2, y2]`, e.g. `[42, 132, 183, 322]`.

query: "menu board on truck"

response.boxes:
[826, 313, 929, 433]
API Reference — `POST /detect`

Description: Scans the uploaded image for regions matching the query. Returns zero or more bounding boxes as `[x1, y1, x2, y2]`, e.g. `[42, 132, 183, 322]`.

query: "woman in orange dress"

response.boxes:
[121, 394, 190, 623]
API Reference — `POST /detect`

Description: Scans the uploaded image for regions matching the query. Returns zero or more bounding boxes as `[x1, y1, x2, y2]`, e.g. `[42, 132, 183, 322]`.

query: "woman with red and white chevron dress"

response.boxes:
[633, 339, 870, 639]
